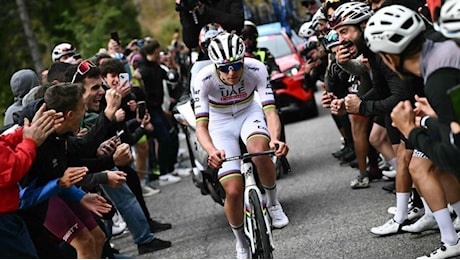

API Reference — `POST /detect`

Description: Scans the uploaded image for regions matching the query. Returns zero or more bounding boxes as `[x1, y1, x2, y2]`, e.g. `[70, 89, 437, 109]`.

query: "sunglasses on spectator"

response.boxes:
[216, 62, 243, 73]
[71, 60, 96, 83]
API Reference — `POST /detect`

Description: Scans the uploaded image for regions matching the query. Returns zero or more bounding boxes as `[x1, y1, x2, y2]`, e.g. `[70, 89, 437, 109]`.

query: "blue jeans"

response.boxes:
[0, 213, 38, 258]
[101, 183, 154, 245]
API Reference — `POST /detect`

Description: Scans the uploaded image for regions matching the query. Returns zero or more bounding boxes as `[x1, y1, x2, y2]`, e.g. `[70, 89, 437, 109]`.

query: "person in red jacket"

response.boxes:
[0, 103, 58, 258]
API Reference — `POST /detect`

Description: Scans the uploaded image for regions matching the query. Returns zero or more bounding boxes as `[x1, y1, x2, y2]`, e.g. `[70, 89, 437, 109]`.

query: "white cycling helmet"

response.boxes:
[208, 32, 245, 65]
[312, 7, 326, 22]
[52, 43, 76, 62]
[329, 2, 372, 29]
[364, 5, 426, 54]
[436, 0, 460, 40]
[298, 21, 317, 38]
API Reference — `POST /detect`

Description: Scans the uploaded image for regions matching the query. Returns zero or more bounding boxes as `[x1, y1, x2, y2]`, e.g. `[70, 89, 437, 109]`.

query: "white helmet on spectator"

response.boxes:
[312, 7, 326, 22]
[329, 2, 372, 29]
[52, 43, 76, 62]
[208, 32, 245, 65]
[435, 0, 460, 40]
[364, 5, 426, 54]
[299, 21, 317, 38]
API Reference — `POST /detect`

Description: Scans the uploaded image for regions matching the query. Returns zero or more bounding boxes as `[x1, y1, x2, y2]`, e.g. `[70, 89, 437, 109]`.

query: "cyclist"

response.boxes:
[193, 32, 289, 259]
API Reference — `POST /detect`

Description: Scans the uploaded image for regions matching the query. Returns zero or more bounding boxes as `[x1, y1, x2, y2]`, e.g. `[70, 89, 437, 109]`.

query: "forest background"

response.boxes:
[0, 0, 307, 126]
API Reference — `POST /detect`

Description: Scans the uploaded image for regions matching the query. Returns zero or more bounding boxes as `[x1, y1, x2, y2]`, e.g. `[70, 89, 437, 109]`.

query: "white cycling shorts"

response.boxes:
[209, 101, 270, 182]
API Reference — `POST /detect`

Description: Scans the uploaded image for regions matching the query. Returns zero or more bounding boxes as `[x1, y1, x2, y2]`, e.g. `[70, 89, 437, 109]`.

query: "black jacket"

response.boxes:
[177, 0, 244, 49]
[358, 49, 414, 116]
[137, 57, 167, 111]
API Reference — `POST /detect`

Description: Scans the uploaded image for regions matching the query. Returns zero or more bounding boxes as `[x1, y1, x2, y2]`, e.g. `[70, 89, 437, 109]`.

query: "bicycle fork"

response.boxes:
[242, 161, 275, 254]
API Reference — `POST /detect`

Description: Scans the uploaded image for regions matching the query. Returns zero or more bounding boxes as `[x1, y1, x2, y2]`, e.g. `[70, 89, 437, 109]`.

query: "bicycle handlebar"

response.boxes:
[223, 150, 276, 162]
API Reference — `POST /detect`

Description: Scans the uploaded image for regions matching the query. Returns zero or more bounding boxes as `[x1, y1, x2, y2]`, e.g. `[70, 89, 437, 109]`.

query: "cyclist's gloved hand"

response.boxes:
[270, 140, 289, 157]
[208, 149, 225, 169]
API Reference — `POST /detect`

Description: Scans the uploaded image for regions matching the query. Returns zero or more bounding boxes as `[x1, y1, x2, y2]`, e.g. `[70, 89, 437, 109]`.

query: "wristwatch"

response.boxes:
[420, 115, 430, 130]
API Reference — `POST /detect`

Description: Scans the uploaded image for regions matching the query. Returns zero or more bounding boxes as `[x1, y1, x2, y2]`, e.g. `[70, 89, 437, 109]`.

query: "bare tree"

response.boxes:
[15, 0, 44, 73]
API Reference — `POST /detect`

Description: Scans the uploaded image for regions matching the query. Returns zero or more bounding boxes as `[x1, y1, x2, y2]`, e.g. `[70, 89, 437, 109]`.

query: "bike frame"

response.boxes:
[224, 151, 276, 256]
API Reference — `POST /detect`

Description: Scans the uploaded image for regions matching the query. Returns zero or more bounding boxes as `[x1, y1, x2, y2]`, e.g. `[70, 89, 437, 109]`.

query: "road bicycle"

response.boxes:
[223, 150, 276, 259]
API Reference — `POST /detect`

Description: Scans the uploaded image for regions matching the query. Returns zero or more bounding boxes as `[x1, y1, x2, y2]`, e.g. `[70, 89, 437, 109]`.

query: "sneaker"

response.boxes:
[387, 205, 424, 221]
[112, 220, 127, 237]
[142, 185, 160, 197]
[112, 211, 127, 236]
[382, 169, 396, 179]
[348, 158, 358, 169]
[149, 219, 172, 233]
[408, 207, 425, 221]
[417, 239, 460, 259]
[350, 175, 369, 189]
[236, 244, 250, 259]
[332, 145, 347, 158]
[378, 156, 392, 171]
[368, 168, 383, 181]
[268, 202, 289, 229]
[382, 182, 396, 194]
[402, 214, 438, 233]
[158, 173, 181, 186]
[138, 238, 172, 255]
[338, 146, 355, 162]
[370, 218, 409, 236]
[174, 168, 192, 177]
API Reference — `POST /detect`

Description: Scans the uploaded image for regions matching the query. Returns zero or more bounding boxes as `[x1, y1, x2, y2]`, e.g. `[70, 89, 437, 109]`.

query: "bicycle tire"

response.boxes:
[248, 189, 273, 259]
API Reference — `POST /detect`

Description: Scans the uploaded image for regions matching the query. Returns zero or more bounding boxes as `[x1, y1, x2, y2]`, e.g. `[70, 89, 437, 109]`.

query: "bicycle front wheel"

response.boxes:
[249, 189, 273, 259]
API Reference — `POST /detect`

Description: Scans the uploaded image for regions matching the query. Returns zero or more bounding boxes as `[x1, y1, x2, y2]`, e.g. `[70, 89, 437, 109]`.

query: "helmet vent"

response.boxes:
[389, 34, 403, 44]
[401, 18, 414, 30]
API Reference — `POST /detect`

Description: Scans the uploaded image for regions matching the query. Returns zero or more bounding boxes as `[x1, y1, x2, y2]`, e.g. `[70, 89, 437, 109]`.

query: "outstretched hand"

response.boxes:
[80, 193, 112, 217]
[23, 103, 58, 146]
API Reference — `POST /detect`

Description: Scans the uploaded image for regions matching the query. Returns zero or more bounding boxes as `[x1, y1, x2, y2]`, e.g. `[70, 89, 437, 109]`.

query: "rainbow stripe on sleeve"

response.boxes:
[195, 112, 209, 123]
[261, 100, 276, 111]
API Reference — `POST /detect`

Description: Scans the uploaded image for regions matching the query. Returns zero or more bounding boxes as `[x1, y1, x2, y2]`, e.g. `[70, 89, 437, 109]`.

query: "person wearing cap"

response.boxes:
[194, 32, 289, 258]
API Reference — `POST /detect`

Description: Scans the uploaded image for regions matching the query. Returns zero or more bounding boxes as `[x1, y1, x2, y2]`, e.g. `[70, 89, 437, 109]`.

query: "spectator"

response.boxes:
[0, 103, 56, 258]
[4, 69, 40, 126]
[175, 0, 244, 50]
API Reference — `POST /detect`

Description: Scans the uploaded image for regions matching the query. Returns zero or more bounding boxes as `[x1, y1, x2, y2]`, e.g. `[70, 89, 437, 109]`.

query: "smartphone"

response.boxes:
[136, 39, 145, 47]
[110, 31, 120, 44]
[119, 73, 129, 87]
[447, 84, 460, 122]
[137, 101, 146, 119]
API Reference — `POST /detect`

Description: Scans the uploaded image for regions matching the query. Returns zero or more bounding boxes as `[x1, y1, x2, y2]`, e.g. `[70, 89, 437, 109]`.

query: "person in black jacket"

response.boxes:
[138, 40, 181, 185]
[176, 0, 244, 50]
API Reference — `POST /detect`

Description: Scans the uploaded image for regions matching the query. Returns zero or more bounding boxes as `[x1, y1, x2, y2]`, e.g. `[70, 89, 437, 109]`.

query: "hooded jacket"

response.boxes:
[4, 69, 39, 126]
[0, 127, 36, 214]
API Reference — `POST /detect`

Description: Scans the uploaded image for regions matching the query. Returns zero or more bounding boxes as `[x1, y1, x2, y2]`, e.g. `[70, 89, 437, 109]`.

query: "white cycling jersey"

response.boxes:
[193, 57, 277, 181]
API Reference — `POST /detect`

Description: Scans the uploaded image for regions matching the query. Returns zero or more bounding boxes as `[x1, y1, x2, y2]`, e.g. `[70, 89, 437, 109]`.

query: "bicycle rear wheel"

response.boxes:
[249, 189, 273, 259]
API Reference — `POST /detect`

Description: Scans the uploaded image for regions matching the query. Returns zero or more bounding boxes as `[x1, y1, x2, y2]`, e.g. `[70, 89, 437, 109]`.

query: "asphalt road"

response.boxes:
[112, 91, 444, 259]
